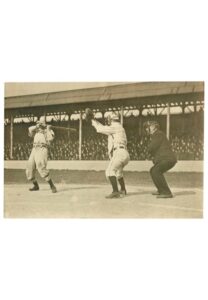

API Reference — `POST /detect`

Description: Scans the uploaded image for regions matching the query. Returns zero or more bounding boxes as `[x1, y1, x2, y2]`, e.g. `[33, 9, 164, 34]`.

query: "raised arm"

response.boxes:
[92, 119, 117, 135]
[28, 125, 37, 137]
[46, 126, 55, 142]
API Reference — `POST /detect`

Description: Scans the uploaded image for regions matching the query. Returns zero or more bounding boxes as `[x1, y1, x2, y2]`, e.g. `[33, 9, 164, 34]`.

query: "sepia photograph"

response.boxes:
[4, 82, 204, 218]
[1, 1, 207, 300]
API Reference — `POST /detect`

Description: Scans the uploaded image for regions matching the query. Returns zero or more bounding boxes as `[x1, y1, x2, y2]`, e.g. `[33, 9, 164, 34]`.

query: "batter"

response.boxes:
[26, 117, 57, 193]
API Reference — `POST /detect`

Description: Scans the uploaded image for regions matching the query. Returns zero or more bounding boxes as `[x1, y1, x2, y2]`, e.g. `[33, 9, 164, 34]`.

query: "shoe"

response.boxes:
[29, 186, 39, 191]
[105, 192, 120, 199]
[157, 194, 173, 198]
[51, 186, 57, 193]
[48, 179, 57, 193]
[152, 191, 160, 195]
[119, 189, 127, 197]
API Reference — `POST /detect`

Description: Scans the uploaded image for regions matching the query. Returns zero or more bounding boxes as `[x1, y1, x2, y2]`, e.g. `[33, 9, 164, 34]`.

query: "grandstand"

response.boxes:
[4, 82, 204, 163]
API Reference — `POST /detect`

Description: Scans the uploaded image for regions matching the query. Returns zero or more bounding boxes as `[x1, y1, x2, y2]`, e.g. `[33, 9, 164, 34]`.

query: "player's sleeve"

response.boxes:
[47, 128, 55, 142]
[108, 135, 114, 158]
[91, 120, 116, 135]
[28, 125, 37, 137]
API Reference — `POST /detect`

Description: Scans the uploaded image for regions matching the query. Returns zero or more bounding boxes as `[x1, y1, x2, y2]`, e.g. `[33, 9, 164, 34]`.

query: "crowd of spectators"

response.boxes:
[4, 115, 204, 161]
[170, 134, 203, 160]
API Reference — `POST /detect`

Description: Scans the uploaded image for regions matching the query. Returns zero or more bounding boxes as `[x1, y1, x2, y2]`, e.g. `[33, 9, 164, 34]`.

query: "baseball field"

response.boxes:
[4, 169, 203, 218]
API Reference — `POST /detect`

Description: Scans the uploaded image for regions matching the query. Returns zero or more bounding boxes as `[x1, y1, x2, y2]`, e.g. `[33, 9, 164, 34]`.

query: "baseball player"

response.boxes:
[86, 109, 130, 198]
[26, 116, 57, 193]
[144, 120, 177, 198]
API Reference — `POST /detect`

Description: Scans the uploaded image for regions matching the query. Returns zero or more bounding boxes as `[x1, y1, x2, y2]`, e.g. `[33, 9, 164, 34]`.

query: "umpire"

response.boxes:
[144, 121, 177, 198]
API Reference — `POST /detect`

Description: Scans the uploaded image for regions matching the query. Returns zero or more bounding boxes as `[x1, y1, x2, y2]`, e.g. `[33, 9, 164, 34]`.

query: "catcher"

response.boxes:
[85, 108, 130, 199]
[25, 116, 57, 193]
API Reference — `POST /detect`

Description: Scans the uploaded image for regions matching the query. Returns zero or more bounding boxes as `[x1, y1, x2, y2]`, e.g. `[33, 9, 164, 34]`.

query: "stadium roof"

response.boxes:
[5, 82, 128, 97]
[5, 82, 204, 110]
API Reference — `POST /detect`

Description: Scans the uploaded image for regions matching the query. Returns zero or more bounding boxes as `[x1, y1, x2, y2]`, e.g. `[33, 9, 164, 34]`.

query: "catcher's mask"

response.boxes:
[143, 120, 159, 134]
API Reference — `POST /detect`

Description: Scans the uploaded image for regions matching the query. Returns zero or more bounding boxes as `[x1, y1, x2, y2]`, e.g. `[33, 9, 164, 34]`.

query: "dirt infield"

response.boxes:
[4, 170, 203, 218]
[4, 169, 203, 187]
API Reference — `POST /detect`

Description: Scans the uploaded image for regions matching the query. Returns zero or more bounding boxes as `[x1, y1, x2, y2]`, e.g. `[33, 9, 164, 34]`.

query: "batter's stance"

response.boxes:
[26, 117, 57, 193]
[85, 109, 130, 198]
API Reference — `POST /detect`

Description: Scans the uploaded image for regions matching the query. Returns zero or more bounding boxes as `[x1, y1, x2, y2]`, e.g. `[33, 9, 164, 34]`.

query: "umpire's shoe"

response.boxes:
[105, 192, 120, 199]
[152, 191, 160, 195]
[157, 194, 173, 198]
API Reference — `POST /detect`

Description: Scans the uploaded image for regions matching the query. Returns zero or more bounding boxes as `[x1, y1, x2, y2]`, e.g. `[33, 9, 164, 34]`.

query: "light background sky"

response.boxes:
[1, 1, 207, 300]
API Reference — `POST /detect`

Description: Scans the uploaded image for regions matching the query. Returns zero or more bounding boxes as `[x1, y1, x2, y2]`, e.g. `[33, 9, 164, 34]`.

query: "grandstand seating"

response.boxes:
[4, 113, 204, 161]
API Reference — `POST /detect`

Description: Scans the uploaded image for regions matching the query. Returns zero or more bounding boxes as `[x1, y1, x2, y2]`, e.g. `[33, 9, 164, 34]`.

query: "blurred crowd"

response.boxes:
[4, 113, 204, 161]
[170, 135, 203, 160]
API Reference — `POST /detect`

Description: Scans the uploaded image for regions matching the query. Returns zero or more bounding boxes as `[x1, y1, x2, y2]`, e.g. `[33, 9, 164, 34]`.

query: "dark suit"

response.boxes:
[148, 130, 177, 195]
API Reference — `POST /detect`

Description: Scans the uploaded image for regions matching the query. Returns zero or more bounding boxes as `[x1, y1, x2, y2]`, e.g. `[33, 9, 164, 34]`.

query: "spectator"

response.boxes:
[4, 117, 204, 161]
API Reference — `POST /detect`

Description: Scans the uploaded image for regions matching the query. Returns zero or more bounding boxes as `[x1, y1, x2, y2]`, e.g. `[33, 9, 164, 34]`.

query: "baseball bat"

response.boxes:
[51, 125, 77, 132]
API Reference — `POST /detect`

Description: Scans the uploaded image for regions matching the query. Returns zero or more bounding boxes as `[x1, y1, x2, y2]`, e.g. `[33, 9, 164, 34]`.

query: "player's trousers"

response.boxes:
[150, 160, 176, 195]
[26, 147, 50, 181]
[106, 148, 130, 179]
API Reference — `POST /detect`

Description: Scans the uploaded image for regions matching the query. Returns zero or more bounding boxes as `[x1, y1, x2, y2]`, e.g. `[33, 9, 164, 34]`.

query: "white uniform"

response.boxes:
[92, 119, 130, 178]
[26, 125, 54, 181]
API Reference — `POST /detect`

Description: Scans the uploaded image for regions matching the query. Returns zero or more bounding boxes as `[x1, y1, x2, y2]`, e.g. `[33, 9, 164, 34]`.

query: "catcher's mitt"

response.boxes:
[85, 108, 94, 122]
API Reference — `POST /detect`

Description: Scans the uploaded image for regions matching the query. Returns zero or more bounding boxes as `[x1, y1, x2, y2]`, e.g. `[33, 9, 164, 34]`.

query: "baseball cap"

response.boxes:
[143, 120, 159, 128]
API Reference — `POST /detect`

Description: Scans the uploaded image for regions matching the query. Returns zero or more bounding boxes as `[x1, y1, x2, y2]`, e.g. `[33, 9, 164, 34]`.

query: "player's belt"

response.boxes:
[33, 143, 48, 148]
[113, 146, 125, 151]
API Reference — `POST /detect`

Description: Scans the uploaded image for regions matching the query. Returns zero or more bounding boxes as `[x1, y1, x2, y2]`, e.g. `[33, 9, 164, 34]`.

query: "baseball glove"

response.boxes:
[85, 108, 94, 122]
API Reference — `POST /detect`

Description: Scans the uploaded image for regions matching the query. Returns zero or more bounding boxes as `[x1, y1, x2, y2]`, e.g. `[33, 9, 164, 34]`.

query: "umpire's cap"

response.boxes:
[143, 120, 159, 129]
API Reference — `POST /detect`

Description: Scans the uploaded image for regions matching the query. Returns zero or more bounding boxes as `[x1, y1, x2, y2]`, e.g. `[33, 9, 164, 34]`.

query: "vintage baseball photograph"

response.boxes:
[1, 1, 207, 300]
[4, 82, 204, 218]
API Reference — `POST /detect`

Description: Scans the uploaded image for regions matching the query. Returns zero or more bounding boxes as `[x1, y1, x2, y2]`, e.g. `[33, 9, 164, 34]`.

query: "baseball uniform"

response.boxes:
[92, 118, 130, 198]
[26, 123, 57, 193]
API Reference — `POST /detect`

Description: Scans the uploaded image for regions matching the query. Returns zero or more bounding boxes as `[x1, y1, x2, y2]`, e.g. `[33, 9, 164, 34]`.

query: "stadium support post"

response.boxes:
[79, 111, 82, 160]
[10, 115, 13, 159]
[166, 102, 170, 139]
[120, 105, 124, 126]
[139, 107, 143, 136]
[67, 113, 71, 139]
